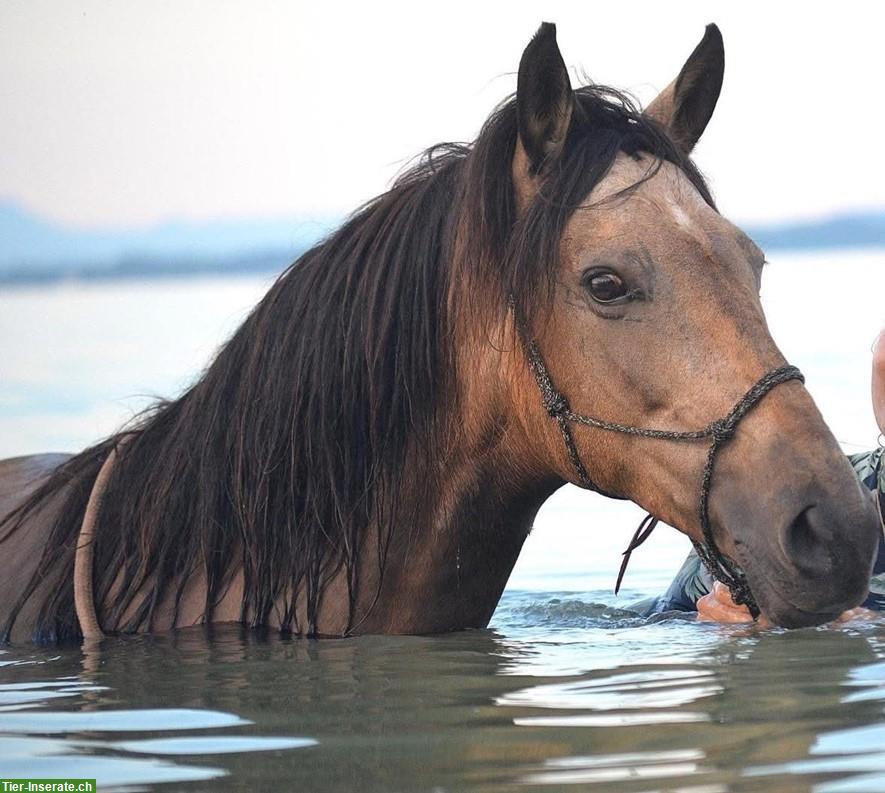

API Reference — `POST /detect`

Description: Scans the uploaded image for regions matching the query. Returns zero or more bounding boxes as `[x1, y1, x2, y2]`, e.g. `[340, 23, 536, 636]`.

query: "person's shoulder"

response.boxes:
[847, 447, 882, 469]
[848, 448, 884, 491]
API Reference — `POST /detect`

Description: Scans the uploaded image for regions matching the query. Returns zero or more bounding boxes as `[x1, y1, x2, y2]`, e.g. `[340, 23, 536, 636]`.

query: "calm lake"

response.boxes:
[0, 247, 884, 791]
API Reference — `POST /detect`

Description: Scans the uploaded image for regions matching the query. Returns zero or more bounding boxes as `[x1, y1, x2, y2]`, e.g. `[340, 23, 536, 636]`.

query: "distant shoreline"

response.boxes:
[2, 240, 884, 288]
[0, 251, 301, 287]
[0, 205, 882, 287]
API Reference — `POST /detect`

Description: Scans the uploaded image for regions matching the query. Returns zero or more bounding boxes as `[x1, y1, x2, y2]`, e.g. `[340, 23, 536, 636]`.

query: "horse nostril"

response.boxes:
[774, 498, 876, 616]
[781, 505, 831, 575]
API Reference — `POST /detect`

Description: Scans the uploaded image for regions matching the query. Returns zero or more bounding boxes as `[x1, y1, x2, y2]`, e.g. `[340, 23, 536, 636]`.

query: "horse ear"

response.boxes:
[513, 22, 574, 205]
[644, 24, 724, 154]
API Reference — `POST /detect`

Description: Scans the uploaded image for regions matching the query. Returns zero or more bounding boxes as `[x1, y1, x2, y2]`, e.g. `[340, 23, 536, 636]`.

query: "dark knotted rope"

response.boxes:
[519, 321, 804, 619]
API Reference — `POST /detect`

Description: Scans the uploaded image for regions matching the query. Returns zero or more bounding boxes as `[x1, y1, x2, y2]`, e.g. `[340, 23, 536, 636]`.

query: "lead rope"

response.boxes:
[517, 315, 803, 619]
[74, 434, 133, 640]
[877, 488, 885, 537]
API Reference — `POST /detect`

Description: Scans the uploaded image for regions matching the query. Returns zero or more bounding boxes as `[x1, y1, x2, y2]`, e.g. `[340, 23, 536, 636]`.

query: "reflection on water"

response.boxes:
[1, 593, 885, 791]
[521, 748, 711, 787]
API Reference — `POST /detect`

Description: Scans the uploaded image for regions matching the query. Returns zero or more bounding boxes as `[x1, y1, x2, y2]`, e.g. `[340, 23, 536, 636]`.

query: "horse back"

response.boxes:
[0, 454, 73, 642]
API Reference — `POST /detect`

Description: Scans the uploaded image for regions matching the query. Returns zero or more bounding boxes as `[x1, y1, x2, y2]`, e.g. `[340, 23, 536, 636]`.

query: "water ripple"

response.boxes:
[0, 708, 250, 733]
[498, 667, 721, 711]
[520, 748, 714, 786]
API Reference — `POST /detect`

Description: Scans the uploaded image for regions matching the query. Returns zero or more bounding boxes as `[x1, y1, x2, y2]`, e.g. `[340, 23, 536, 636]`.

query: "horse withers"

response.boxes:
[0, 24, 879, 642]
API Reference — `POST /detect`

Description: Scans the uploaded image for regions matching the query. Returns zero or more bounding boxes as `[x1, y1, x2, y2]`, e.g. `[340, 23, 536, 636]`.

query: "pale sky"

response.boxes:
[1, 1, 883, 230]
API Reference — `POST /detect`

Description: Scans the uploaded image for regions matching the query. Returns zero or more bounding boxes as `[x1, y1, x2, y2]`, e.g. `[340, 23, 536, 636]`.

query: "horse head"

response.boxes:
[489, 24, 879, 627]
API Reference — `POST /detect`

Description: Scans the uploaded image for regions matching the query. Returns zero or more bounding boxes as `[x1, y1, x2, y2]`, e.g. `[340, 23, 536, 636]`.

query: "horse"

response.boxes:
[0, 23, 879, 644]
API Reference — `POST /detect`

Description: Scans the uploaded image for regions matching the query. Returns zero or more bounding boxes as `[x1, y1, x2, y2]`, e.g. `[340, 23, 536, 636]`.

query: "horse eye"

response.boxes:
[584, 269, 629, 303]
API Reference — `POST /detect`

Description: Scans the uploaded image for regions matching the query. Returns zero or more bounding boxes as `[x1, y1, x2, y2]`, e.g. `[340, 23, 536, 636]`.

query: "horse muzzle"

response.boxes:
[712, 428, 880, 628]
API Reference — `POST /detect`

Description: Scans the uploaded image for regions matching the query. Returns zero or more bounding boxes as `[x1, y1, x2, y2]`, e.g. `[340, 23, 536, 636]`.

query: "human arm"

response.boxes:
[873, 328, 885, 436]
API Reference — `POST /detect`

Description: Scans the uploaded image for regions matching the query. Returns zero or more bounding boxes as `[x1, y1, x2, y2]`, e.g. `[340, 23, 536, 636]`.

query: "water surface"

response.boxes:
[3, 599, 885, 792]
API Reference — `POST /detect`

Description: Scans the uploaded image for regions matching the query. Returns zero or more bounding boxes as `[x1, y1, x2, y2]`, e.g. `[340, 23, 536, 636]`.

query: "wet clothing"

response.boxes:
[636, 447, 885, 616]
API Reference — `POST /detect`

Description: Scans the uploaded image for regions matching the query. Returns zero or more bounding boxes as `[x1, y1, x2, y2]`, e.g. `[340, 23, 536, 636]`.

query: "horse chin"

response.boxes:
[756, 598, 843, 630]
[741, 561, 863, 629]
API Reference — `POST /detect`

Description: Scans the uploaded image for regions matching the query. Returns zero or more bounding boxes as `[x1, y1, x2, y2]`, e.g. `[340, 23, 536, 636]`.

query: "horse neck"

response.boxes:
[348, 317, 561, 634]
[188, 402, 557, 638]
[119, 264, 560, 637]
[353, 425, 559, 634]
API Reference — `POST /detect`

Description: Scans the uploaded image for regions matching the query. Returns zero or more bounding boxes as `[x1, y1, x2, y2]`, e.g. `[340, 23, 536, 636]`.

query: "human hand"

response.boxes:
[697, 581, 769, 625]
[697, 581, 876, 626]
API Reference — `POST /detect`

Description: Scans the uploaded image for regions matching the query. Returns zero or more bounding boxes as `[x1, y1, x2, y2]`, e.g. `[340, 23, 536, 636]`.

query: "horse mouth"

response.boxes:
[734, 547, 858, 629]
[756, 592, 843, 629]
[758, 598, 843, 629]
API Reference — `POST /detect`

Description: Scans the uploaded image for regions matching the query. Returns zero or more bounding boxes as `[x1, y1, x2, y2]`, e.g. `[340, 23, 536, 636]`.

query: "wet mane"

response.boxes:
[1, 84, 712, 643]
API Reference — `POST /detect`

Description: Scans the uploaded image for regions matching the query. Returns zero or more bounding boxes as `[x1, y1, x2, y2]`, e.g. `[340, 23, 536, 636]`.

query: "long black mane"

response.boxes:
[1, 84, 712, 643]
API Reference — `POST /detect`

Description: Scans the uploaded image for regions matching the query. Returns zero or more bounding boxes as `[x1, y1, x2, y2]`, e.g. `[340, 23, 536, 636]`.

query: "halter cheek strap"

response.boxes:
[518, 321, 804, 619]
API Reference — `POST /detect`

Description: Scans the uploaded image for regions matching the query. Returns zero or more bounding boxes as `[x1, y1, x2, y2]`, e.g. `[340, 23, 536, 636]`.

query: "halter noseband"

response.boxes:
[517, 317, 804, 619]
